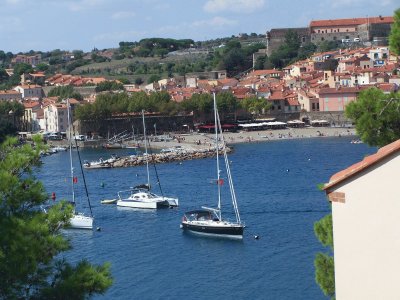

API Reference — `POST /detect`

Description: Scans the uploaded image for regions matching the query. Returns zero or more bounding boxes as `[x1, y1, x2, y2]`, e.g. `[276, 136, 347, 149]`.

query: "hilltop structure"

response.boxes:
[266, 15, 394, 55]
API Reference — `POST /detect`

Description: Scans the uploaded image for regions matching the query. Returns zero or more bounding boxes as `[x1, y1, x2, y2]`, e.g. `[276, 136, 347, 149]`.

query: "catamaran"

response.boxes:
[116, 110, 179, 209]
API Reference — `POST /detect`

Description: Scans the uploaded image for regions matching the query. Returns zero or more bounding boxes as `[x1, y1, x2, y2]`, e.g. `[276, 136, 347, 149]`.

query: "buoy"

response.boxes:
[51, 192, 56, 201]
[96, 227, 101, 231]
[100, 182, 105, 188]
[254, 235, 260, 240]
[286, 169, 290, 172]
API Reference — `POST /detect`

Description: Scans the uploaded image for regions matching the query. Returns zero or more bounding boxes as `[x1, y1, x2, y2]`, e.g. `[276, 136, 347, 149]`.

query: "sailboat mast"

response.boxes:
[216, 110, 241, 224]
[213, 93, 222, 220]
[67, 99, 75, 205]
[142, 110, 150, 188]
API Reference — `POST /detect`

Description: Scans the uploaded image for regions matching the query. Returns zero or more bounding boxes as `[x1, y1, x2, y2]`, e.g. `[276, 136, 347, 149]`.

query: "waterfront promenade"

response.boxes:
[148, 126, 357, 150]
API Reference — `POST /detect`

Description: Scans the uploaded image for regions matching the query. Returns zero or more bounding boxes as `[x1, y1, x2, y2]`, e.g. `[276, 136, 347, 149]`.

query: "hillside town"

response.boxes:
[0, 15, 398, 136]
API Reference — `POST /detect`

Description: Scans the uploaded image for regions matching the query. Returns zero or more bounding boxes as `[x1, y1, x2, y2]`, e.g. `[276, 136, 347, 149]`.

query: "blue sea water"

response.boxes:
[37, 136, 375, 300]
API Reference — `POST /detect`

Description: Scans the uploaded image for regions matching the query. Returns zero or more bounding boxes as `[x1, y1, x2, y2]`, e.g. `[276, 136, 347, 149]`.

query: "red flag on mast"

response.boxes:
[73, 177, 78, 184]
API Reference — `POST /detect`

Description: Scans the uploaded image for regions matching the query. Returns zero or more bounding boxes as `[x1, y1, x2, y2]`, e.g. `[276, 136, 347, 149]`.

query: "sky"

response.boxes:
[0, 0, 398, 53]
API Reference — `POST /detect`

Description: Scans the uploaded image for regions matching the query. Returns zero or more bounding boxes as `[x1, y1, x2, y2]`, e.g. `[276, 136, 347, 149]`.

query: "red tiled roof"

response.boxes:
[23, 101, 41, 109]
[286, 98, 299, 106]
[318, 86, 367, 95]
[323, 139, 400, 191]
[310, 16, 393, 28]
[0, 89, 20, 95]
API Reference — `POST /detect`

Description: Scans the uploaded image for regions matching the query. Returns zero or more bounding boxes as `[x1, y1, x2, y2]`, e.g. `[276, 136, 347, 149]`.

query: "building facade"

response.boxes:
[323, 139, 400, 300]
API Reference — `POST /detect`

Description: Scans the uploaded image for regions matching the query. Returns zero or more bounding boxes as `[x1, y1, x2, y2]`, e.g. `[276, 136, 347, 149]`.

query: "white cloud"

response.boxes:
[192, 16, 237, 27]
[5, 0, 23, 4]
[111, 11, 136, 20]
[204, 0, 265, 13]
[329, 0, 394, 8]
[68, 0, 105, 11]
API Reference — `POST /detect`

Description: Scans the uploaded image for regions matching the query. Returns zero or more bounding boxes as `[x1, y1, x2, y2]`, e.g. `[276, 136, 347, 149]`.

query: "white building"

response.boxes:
[323, 139, 400, 300]
[43, 102, 68, 133]
[14, 84, 43, 99]
[0, 89, 22, 101]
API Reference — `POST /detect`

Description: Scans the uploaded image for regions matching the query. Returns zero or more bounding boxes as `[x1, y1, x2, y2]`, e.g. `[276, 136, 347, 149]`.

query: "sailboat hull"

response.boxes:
[70, 214, 94, 230]
[116, 199, 170, 209]
[181, 221, 244, 239]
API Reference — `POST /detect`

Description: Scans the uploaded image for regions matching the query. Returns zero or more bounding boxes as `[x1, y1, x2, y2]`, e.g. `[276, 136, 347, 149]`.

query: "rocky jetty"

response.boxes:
[110, 147, 231, 168]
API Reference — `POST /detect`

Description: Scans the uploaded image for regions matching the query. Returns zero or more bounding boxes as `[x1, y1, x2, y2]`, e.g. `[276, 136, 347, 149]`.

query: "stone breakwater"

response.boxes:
[111, 148, 231, 168]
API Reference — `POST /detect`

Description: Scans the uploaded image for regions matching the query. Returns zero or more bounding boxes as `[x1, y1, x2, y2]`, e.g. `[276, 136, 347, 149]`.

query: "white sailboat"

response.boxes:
[116, 110, 179, 209]
[180, 93, 244, 239]
[66, 99, 94, 229]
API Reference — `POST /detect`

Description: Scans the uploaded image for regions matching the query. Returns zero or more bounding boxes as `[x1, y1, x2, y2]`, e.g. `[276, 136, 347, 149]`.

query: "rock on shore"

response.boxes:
[111, 147, 231, 168]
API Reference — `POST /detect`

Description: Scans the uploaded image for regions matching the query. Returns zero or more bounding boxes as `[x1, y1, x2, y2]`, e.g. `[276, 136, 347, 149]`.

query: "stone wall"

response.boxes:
[300, 111, 353, 127]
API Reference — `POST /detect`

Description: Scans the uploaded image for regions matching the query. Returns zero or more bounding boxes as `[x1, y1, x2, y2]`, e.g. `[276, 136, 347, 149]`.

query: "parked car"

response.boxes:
[74, 135, 86, 141]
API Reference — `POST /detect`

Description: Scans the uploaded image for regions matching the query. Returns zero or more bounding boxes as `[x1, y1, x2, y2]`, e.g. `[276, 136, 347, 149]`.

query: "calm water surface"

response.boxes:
[37, 136, 375, 300]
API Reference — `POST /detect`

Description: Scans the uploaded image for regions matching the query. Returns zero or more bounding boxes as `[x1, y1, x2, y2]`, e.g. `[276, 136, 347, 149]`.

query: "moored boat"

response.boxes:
[181, 93, 244, 239]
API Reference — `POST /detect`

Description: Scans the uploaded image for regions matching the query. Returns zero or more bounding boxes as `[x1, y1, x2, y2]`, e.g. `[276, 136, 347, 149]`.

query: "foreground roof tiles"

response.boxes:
[324, 139, 400, 191]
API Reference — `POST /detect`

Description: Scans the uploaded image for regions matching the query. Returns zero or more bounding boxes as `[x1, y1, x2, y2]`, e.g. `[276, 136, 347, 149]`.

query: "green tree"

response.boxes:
[0, 101, 24, 138]
[240, 96, 271, 116]
[0, 136, 113, 299]
[216, 92, 238, 115]
[314, 214, 335, 299]
[95, 81, 124, 92]
[48, 85, 83, 101]
[147, 74, 161, 84]
[0, 68, 9, 82]
[35, 63, 49, 72]
[134, 77, 144, 85]
[389, 9, 400, 56]
[345, 88, 400, 147]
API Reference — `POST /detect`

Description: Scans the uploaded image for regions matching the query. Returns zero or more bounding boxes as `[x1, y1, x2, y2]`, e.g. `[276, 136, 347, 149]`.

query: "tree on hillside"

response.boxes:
[265, 30, 316, 69]
[389, 8, 400, 56]
[314, 214, 335, 299]
[0, 101, 24, 139]
[95, 81, 124, 92]
[0, 136, 113, 299]
[345, 88, 400, 147]
[48, 85, 83, 101]
[147, 74, 161, 84]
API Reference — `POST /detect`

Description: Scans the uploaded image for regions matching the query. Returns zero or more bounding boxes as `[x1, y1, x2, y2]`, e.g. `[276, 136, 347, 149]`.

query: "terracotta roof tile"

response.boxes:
[310, 16, 393, 28]
[324, 139, 400, 191]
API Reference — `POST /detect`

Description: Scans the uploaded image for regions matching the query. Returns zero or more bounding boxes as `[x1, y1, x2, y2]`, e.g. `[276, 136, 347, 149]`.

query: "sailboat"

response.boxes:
[180, 93, 244, 239]
[116, 110, 179, 209]
[66, 99, 94, 229]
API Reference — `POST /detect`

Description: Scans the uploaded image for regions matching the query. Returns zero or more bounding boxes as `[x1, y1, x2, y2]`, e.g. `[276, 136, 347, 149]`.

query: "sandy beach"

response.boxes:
[148, 127, 357, 150]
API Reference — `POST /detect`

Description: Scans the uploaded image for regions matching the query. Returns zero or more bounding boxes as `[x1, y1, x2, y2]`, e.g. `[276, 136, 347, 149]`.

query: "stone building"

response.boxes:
[266, 27, 310, 56]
